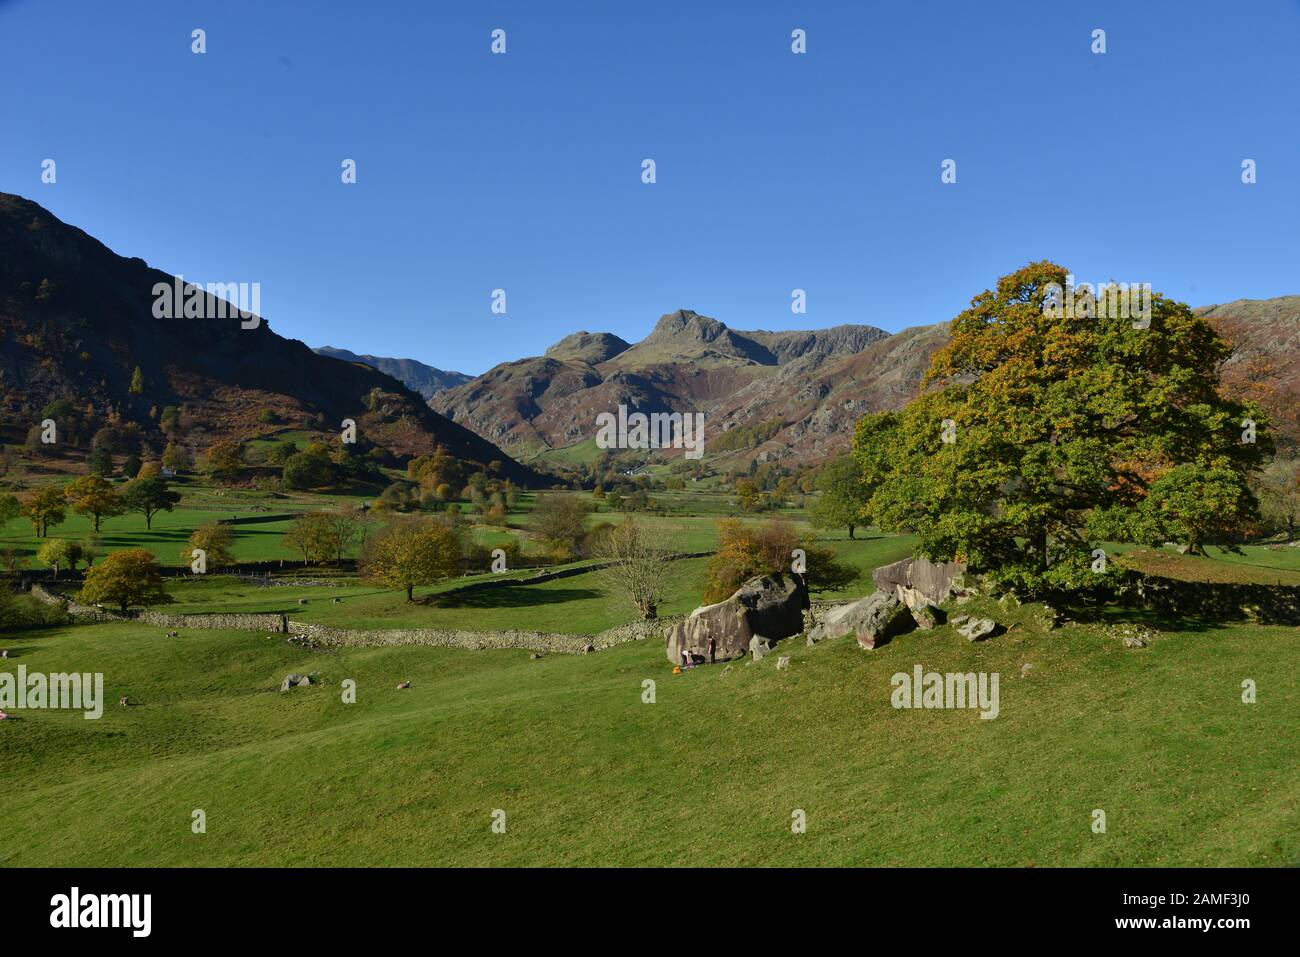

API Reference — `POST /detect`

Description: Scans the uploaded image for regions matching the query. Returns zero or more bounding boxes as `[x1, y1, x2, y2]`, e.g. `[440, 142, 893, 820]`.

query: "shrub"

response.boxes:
[0, 590, 68, 631]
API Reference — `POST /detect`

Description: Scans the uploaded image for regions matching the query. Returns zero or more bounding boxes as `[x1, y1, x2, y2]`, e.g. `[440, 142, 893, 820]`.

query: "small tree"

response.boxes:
[282, 448, 334, 489]
[281, 511, 352, 565]
[203, 438, 243, 481]
[129, 366, 145, 394]
[185, 523, 236, 569]
[594, 519, 673, 620]
[122, 477, 182, 530]
[24, 486, 67, 537]
[323, 510, 359, 563]
[1136, 464, 1255, 556]
[734, 478, 763, 512]
[161, 441, 193, 473]
[531, 493, 589, 560]
[0, 493, 21, 527]
[360, 517, 461, 602]
[64, 475, 125, 531]
[810, 453, 870, 539]
[87, 445, 114, 476]
[1256, 457, 1300, 542]
[80, 535, 101, 569]
[352, 508, 379, 555]
[0, 547, 26, 576]
[36, 539, 81, 580]
[77, 549, 169, 612]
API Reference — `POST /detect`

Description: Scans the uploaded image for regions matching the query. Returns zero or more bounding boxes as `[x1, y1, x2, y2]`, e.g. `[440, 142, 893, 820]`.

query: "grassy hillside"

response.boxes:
[1, 606, 1293, 867]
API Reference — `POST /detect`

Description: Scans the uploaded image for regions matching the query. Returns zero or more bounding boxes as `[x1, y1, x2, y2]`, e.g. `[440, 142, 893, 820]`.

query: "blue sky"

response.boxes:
[1, 0, 1297, 375]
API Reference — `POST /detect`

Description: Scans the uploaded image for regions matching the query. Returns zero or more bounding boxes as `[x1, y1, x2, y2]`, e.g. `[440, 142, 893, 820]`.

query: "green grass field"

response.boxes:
[1, 602, 1293, 866]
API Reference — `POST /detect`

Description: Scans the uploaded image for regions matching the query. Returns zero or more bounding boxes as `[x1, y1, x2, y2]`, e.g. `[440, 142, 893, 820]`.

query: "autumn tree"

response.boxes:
[360, 516, 461, 602]
[24, 486, 67, 537]
[321, 510, 359, 563]
[121, 477, 181, 530]
[77, 549, 169, 612]
[64, 475, 125, 531]
[855, 262, 1271, 594]
[203, 438, 244, 481]
[701, 518, 856, 604]
[185, 523, 236, 569]
[734, 478, 763, 512]
[281, 511, 355, 565]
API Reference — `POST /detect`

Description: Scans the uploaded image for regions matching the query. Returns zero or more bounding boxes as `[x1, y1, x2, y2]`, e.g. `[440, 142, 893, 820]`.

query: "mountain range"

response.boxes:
[312, 346, 471, 401]
[425, 298, 1300, 467]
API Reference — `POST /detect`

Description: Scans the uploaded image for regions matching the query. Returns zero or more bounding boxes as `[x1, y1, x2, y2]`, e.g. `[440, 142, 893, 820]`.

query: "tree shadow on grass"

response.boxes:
[1060, 603, 1244, 634]
[100, 529, 191, 549]
[426, 585, 603, 610]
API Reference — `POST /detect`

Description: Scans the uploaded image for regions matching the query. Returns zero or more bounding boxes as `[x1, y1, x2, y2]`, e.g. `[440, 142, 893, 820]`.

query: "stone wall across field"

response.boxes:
[28, 584, 120, 622]
[28, 583, 678, 653]
[139, 611, 290, 632]
[288, 617, 675, 655]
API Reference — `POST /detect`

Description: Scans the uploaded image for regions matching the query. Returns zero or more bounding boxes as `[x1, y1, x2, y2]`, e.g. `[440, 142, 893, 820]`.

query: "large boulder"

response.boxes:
[279, 673, 314, 691]
[807, 590, 915, 649]
[872, 556, 967, 609]
[665, 573, 808, 665]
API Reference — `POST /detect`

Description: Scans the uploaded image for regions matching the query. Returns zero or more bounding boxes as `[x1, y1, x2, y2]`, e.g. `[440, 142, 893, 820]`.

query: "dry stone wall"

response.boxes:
[29, 583, 676, 654]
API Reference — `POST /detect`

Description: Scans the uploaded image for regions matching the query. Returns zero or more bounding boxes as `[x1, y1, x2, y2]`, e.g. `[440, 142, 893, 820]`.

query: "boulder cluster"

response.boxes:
[664, 556, 1015, 665]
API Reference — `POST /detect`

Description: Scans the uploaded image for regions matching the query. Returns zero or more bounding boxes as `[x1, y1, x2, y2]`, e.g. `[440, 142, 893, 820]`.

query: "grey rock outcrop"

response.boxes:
[665, 573, 808, 665]
[280, 673, 314, 691]
[872, 556, 967, 609]
[807, 590, 915, 650]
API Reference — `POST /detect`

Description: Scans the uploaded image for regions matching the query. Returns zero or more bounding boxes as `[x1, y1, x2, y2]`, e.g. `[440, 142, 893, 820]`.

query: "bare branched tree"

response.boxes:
[594, 518, 674, 620]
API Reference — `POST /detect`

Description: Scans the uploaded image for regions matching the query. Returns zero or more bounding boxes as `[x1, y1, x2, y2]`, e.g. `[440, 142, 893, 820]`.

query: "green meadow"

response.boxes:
[1, 602, 1293, 867]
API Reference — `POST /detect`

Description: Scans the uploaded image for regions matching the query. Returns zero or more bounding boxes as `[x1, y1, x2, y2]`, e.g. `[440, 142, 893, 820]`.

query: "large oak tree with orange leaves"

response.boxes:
[853, 261, 1272, 594]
